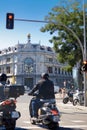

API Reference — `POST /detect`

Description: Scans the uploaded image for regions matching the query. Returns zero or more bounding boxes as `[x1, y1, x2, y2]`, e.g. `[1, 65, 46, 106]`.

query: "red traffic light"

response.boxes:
[81, 60, 87, 72]
[6, 13, 14, 29]
[8, 15, 13, 19]
[83, 61, 87, 64]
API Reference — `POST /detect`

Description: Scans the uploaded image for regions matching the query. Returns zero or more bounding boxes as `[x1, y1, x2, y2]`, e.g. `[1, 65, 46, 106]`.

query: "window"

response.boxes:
[55, 67, 57, 74]
[0, 59, 1, 64]
[47, 66, 53, 73]
[0, 67, 1, 73]
[6, 57, 11, 62]
[40, 46, 45, 50]
[49, 58, 53, 62]
[6, 66, 10, 73]
[58, 68, 60, 74]
[14, 55, 17, 62]
[24, 57, 34, 73]
[47, 47, 52, 51]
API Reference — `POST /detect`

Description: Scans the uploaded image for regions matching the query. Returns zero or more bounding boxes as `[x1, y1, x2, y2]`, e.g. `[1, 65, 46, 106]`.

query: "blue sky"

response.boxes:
[0, 0, 59, 49]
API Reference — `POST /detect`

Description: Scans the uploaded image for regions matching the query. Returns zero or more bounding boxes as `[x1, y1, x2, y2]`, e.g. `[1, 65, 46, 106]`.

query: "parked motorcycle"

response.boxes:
[28, 93, 60, 129]
[63, 90, 73, 104]
[73, 90, 84, 106]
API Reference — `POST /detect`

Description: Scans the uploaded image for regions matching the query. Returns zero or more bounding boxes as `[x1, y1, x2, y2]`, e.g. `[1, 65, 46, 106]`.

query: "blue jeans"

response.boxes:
[30, 98, 42, 118]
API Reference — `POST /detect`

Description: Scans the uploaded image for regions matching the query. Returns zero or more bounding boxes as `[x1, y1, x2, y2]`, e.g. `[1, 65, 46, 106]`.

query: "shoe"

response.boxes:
[31, 117, 37, 121]
[30, 117, 37, 125]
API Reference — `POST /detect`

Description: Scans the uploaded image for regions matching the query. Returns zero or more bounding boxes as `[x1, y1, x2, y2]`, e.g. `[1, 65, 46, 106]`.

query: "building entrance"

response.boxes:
[24, 77, 33, 89]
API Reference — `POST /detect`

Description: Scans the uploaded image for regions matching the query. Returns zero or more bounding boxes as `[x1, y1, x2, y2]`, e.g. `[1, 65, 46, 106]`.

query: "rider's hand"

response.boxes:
[28, 92, 31, 95]
[28, 90, 32, 95]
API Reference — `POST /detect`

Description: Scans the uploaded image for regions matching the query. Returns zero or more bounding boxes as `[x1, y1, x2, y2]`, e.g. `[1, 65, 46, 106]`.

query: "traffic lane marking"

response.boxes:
[72, 120, 86, 123]
[18, 120, 48, 129]
[61, 125, 87, 128]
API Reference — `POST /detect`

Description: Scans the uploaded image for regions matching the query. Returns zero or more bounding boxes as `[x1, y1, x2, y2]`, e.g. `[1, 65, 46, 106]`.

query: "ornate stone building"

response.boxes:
[0, 36, 73, 89]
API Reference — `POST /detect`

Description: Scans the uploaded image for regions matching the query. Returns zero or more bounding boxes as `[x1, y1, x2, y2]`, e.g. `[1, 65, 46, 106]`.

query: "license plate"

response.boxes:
[53, 116, 60, 122]
[11, 111, 20, 118]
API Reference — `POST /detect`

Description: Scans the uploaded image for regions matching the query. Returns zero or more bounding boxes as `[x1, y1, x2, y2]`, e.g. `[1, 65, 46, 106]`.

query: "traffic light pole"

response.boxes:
[83, 0, 87, 107]
[84, 73, 87, 106]
[14, 18, 49, 23]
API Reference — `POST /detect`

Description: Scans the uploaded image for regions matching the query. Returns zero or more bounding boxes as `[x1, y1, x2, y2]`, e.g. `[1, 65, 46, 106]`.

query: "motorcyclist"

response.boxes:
[0, 73, 8, 100]
[0, 73, 7, 85]
[28, 73, 55, 119]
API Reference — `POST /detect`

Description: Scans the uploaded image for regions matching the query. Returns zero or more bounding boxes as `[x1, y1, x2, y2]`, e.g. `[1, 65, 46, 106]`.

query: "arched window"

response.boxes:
[24, 58, 34, 73]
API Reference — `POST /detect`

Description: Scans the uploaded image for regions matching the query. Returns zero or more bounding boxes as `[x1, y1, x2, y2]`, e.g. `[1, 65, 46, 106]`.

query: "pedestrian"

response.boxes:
[59, 88, 62, 98]
[62, 87, 66, 98]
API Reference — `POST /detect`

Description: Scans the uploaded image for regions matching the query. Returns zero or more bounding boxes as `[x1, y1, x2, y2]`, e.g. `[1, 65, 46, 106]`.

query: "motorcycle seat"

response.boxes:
[40, 99, 55, 103]
[43, 102, 55, 107]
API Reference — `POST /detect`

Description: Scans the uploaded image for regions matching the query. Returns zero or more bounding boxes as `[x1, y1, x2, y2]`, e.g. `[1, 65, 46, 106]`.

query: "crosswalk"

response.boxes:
[21, 120, 87, 129]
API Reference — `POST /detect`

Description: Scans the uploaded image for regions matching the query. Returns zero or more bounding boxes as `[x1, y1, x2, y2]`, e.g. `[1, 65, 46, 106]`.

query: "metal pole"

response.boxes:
[83, 0, 87, 106]
[83, 0, 86, 60]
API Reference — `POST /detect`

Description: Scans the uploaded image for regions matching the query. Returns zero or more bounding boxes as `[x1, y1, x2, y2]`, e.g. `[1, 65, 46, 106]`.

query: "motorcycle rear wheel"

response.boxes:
[73, 99, 78, 106]
[63, 97, 69, 104]
[47, 122, 59, 129]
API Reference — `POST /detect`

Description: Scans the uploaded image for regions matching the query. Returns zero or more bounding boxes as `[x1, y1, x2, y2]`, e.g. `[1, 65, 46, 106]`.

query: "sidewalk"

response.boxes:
[55, 93, 87, 112]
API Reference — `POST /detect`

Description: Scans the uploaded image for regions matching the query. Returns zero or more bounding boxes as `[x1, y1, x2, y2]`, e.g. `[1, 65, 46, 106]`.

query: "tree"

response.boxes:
[40, 0, 87, 71]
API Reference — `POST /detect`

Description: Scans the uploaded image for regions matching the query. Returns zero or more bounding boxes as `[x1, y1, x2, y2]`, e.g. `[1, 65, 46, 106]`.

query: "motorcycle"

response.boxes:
[0, 73, 25, 129]
[0, 84, 25, 130]
[0, 97, 20, 130]
[28, 92, 60, 129]
[73, 90, 84, 106]
[63, 90, 73, 104]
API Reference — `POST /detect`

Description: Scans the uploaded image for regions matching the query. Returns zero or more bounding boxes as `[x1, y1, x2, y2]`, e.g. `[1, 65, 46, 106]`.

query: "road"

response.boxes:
[0, 93, 87, 130]
[57, 100, 87, 130]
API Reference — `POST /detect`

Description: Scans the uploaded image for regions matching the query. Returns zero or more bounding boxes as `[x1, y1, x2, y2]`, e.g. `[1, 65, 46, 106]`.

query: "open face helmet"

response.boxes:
[41, 73, 49, 79]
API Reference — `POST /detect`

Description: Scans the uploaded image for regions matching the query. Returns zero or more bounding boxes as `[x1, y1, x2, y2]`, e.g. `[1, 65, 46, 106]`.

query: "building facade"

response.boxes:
[0, 38, 73, 89]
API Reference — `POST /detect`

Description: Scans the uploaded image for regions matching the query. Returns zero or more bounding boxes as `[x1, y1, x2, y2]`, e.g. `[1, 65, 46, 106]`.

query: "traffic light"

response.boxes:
[81, 61, 87, 72]
[6, 13, 14, 29]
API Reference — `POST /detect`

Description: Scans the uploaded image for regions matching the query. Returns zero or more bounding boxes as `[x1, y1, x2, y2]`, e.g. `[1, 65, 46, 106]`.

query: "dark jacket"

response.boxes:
[30, 78, 55, 99]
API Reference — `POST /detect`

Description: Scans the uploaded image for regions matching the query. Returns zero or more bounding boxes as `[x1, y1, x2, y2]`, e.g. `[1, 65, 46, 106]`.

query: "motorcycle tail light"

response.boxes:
[51, 110, 58, 115]
[1, 99, 16, 106]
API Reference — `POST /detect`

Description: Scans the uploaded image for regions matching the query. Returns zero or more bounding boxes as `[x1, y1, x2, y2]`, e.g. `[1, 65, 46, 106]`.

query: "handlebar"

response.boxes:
[28, 91, 38, 96]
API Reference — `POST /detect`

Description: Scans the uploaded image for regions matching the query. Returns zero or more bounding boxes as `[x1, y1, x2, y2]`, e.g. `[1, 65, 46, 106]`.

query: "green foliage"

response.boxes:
[40, 0, 87, 71]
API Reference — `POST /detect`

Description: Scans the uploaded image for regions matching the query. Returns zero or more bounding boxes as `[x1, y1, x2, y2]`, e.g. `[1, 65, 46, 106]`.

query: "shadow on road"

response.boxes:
[59, 127, 84, 130]
[14, 126, 84, 130]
